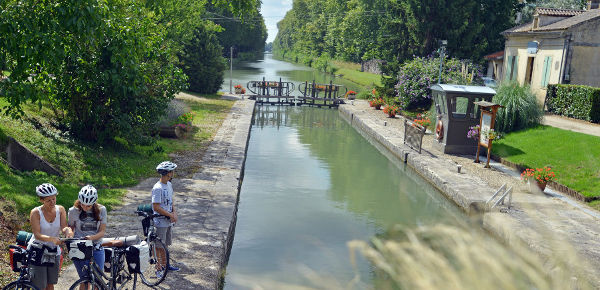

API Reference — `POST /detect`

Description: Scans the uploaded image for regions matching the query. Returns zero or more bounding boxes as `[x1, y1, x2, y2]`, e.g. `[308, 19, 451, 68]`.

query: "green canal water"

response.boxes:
[223, 105, 469, 289]
[220, 53, 362, 94]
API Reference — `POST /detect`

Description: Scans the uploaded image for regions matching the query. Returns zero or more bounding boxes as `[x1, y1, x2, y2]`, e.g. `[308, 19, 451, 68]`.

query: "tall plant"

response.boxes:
[492, 82, 543, 133]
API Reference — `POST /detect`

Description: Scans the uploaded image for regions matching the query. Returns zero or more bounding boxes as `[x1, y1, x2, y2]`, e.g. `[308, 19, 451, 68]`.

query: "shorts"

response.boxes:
[155, 226, 172, 246]
[30, 255, 60, 289]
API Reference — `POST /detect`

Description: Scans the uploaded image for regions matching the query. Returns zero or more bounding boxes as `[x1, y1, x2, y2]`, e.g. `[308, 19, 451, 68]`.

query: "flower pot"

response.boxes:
[536, 180, 547, 192]
[235, 88, 242, 94]
[375, 105, 382, 110]
[387, 113, 396, 118]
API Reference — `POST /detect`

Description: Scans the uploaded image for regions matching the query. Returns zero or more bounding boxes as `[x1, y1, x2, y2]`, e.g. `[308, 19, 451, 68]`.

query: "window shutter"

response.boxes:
[512, 56, 519, 80]
[505, 56, 513, 80]
[541, 56, 552, 87]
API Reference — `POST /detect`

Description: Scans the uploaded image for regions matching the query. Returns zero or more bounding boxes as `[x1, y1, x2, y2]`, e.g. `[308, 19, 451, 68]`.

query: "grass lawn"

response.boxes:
[492, 125, 600, 200]
[0, 93, 233, 215]
[331, 60, 383, 88]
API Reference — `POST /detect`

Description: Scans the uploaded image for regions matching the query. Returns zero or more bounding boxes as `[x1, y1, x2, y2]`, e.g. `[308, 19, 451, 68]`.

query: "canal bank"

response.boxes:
[339, 100, 600, 288]
[55, 99, 255, 290]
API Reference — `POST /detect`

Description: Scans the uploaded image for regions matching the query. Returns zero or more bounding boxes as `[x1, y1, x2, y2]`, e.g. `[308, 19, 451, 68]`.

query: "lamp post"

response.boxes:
[229, 46, 233, 94]
[438, 40, 447, 84]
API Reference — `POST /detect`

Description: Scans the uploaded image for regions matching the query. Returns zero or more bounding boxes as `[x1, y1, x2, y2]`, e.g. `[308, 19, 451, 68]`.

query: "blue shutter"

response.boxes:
[541, 56, 552, 87]
[513, 56, 519, 81]
[505, 56, 513, 80]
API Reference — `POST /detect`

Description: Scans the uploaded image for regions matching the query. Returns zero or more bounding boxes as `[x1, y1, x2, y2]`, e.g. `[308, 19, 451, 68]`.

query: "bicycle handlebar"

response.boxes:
[8, 245, 26, 252]
[135, 210, 168, 219]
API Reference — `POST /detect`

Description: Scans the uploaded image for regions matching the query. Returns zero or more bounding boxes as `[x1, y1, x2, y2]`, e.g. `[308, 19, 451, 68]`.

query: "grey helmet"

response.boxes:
[78, 185, 98, 205]
[36, 183, 58, 197]
[156, 161, 177, 175]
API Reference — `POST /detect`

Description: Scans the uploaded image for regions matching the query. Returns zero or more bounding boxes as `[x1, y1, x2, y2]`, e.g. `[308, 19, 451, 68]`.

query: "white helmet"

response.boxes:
[156, 161, 177, 173]
[78, 185, 98, 205]
[36, 183, 58, 197]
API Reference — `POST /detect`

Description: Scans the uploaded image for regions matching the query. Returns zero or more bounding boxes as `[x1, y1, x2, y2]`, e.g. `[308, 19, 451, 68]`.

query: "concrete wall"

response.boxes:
[567, 18, 600, 87]
[6, 137, 62, 176]
[504, 35, 565, 103]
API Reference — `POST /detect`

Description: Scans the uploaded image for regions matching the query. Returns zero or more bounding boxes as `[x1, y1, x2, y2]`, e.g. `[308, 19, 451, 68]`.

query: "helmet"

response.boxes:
[156, 161, 177, 175]
[36, 183, 58, 197]
[78, 185, 98, 205]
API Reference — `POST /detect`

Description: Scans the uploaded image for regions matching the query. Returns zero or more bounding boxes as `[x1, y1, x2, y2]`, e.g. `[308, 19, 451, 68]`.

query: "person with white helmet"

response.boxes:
[68, 185, 107, 282]
[29, 183, 73, 290]
[151, 161, 180, 274]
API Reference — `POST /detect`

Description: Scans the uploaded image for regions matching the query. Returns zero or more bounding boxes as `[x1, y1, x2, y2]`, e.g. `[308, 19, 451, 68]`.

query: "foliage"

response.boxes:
[492, 82, 544, 133]
[0, 96, 233, 215]
[493, 125, 600, 199]
[383, 104, 399, 116]
[356, 90, 372, 100]
[207, 3, 267, 58]
[518, 0, 587, 24]
[521, 166, 556, 184]
[395, 56, 475, 110]
[0, 0, 188, 144]
[414, 114, 431, 127]
[234, 85, 243, 89]
[369, 98, 385, 108]
[467, 125, 480, 139]
[174, 112, 195, 126]
[546, 84, 600, 123]
[180, 22, 227, 94]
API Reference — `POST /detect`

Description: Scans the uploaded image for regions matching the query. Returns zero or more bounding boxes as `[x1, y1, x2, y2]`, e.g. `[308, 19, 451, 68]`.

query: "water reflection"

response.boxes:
[225, 106, 467, 289]
[220, 53, 362, 94]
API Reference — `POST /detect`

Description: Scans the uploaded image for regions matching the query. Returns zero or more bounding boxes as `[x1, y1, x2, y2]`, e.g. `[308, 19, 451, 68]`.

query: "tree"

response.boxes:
[180, 22, 227, 94]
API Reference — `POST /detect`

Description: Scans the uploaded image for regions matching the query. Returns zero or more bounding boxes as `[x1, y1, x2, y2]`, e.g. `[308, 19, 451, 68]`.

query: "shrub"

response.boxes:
[356, 90, 371, 100]
[395, 56, 475, 110]
[546, 84, 600, 123]
[181, 22, 226, 94]
[493, 82, 543, 133]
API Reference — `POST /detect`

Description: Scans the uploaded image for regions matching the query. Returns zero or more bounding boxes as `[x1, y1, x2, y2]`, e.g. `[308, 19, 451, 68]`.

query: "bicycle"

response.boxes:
[3, 245, 40, 290]
[63, 238, 138, 290]
[135, 209, 170, 286]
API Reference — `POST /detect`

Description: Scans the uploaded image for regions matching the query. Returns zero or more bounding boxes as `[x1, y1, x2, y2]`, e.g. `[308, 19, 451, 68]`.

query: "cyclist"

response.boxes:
[68, 185, 107, 285]
[152, 161, 180, 275]
[29, 183, 74, 290]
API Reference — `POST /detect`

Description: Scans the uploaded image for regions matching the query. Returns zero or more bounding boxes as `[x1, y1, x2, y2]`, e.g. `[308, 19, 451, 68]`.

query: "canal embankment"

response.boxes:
[55, 99, 255, 290]
[339, 100, 600, 288]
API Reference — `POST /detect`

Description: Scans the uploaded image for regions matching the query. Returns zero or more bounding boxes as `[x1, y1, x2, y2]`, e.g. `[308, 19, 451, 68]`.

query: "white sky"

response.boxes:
[262, 0, 293, 43]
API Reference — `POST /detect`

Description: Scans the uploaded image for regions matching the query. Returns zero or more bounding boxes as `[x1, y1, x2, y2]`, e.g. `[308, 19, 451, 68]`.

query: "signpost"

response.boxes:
[474, 101, 503, 168]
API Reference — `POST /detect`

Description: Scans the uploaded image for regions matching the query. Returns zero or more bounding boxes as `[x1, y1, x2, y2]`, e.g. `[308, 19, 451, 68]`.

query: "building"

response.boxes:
[501, 0, 600, 103]
[484, 51, 504, 81]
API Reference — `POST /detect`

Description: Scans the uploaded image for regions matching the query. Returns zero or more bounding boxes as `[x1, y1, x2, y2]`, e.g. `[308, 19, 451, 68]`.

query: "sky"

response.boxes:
[261, 0, 293, 43]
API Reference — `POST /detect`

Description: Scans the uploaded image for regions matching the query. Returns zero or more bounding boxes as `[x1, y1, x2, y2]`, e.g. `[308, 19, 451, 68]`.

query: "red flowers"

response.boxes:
[521, 166, 556, 183]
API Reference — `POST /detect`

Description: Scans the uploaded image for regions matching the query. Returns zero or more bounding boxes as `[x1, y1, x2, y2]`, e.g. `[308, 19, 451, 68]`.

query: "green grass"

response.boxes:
[331, 60, 383, 88]
[492, 125, 600, 199]
[0, 94, 233, 215]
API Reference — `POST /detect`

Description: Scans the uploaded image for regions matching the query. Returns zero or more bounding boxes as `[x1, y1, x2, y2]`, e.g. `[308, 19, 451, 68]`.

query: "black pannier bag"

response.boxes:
[29, 242, 58, 266]
[125, 241, 149, 273]
[66, 240, 94, 261]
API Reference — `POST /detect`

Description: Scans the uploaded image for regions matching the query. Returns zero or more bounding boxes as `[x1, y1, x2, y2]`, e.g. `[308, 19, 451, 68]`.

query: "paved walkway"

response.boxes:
[340, 101, 600, 288]
[56, 99, 255, 289]
[543, 113, 600, 137]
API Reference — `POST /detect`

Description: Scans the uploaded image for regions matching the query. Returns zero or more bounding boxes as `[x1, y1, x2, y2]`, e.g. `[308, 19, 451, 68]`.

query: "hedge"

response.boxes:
[546, 84, 600, 123]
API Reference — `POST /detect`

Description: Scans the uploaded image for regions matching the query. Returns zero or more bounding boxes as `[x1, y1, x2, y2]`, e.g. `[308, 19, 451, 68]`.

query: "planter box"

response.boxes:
[159, 126, 188, 139]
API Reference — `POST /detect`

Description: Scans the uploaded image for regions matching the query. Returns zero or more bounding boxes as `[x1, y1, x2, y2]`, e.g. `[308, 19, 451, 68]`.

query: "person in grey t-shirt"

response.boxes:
[68, 185, 107, 280]
[152, 161, 179, 274]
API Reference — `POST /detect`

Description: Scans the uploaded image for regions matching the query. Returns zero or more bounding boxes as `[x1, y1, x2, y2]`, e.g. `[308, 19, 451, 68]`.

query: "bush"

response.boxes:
[395, 56, 475, 110]
[356, 90, 371, 100]
[493, 82, 543, 133]
[181, 22, 226, 94]
[546, 84, 600, 123]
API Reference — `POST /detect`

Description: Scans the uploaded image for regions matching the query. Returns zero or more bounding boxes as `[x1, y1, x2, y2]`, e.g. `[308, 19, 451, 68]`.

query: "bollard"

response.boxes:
[384, 121, 387, 126]
[457, 164, 462, 173]
[351, 100, 354, 105]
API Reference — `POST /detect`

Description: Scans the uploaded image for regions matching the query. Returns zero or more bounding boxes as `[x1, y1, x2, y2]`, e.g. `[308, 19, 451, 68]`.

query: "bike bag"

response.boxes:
[28, 242, 58, 266]
[9, 245, 27, 272]
[66, 240, 94, 261]
[125, 241, 149, 274]
[103, 247, 113, 272]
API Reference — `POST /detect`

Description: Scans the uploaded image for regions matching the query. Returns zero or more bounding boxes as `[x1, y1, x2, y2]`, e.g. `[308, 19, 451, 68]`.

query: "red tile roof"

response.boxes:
[484, 51, 504, 60]
[535, 7, 585, 16]
[536, 8, 600, 30]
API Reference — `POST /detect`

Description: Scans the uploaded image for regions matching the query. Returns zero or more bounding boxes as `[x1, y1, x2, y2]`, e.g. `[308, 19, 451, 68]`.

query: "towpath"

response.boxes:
[56, 98, 254, 289]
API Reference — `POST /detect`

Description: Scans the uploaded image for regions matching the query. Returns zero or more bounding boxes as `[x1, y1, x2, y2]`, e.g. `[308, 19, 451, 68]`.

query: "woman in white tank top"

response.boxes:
[29, 183, 73, 290]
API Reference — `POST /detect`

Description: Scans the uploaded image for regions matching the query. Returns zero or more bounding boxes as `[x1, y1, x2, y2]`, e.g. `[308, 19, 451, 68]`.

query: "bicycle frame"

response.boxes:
[76, 246, 136, 290]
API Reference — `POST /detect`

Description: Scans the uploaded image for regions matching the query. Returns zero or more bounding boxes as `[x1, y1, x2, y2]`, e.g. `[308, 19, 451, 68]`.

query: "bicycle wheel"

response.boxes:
[68, 278, 106, 290]
[139, 238, 169, 286]
[2, 281, 39, 290]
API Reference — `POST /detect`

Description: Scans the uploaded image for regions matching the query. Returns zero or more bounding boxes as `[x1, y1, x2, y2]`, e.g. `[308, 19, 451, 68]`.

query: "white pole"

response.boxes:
[229, 46, 233, 93]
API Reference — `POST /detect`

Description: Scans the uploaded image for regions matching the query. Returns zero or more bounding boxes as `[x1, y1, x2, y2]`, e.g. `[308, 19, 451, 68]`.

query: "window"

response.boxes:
[451, 96, 470, 119]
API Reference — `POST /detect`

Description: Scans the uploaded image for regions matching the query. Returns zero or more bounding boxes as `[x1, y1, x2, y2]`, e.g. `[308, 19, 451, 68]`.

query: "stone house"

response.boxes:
[501, 0, 600, 103]
[484, 50, 504, 81]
